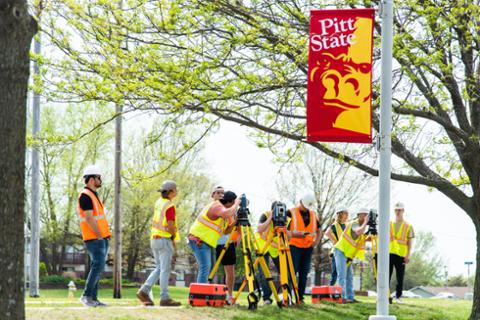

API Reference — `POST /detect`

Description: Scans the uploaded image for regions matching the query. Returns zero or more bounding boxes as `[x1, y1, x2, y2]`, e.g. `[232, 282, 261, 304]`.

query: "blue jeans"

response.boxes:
[83, 238, 109, 300]
[141, 238, 174, 300]
[290, 246, 313, 301]
[189, 240, 215, 283]
[334, 248, 354, 300]
[257, 253, 280, 301]
[330, 254, 337, 286]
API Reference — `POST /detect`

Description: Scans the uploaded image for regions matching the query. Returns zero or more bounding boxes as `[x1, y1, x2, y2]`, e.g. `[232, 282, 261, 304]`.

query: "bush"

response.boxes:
[40, 275, 70, 284]
[39, 262, 48, 278]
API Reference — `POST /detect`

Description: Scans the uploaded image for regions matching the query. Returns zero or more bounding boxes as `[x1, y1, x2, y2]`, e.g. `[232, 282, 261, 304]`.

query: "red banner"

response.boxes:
[307, 9, 375, 143]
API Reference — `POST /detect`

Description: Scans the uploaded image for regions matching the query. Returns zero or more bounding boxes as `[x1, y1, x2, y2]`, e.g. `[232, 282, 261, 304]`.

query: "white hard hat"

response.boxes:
[83, 165, 102, 177]
[394, 202, 405, 210]
[336, 207, 349, 214]
[300, 193, 316, 210]
[357, 208, 369, 215]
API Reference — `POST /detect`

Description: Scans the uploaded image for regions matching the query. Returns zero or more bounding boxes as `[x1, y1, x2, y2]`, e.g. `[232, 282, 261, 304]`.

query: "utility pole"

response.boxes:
[29, 35, 41, 298]
[113, 101, 123, 298]
[369, 0, 395, 319]
[112, 1, 124, 299]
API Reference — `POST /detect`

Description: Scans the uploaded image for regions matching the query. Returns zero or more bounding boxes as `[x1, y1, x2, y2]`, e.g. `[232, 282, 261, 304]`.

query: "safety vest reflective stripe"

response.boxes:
[77, 189, 111, 241]
[151, 198, 179, 241]
[335, 220, 366, 261]
[189, 201, 226, 248]
[80, 214, 107, 222]
[290, 207, 316, 248]
[389, 221, 411, 257]
[197, 215, 223, 234]
[152, 200, 172, 231]
[342, 231, 365, 249]
[390, 222, 409, 244]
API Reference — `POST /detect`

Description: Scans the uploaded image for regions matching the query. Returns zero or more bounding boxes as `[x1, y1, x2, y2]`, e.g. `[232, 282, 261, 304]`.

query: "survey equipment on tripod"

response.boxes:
[234, 206, 300, 308]
[208, 193, 261, 310]
[367, 209, 378, 235]
[236, 194, 251, 225]
[272, 201, 287, 227]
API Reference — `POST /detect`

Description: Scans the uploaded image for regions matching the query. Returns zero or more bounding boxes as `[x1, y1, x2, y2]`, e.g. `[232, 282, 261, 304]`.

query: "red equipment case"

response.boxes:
[311, 285, 343, 304]
[188, 283, 227, 307]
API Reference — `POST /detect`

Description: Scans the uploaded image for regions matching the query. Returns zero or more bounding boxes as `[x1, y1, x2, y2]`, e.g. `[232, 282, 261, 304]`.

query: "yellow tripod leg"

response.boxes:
[279, 230, 300, 305]
[207, 229, 235, 283]
[240, 225, 258, 310]
[232, 227, 280, 307]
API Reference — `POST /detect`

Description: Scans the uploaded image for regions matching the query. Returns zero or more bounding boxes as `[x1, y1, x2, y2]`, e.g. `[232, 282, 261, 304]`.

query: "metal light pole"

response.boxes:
[369, 0, 396, 319]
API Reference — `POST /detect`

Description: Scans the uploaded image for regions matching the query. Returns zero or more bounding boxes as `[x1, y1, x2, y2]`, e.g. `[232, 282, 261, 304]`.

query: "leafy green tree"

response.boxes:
[362, 231, 444, 291]
[121, 124, 213, 280]
[31, 104, 112, 275]
[40, 1, 480, 318]
[448, 274, 468, 287]
[403, 231, 443, 290]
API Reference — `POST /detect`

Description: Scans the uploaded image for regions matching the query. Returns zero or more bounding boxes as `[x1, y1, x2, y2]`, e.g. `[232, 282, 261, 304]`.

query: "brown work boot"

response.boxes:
[160, 298, 181, 307]
[136, 289, 154, 306]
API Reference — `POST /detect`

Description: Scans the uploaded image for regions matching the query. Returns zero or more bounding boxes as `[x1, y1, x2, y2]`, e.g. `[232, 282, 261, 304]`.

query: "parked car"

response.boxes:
[390, 291, 421, 298]
[367, 290, 377, 297]
[402, 291, 421, 298]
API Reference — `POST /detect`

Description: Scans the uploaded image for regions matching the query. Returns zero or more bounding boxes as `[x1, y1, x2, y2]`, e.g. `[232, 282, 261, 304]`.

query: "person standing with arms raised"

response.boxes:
[188, 191, 240, 284]
[136, 180, 181, 307]
[212, 186, 239, 305]
[334, 208, 369, 303]
[325, 208, 349, 286]
[77, 165, 111, 307]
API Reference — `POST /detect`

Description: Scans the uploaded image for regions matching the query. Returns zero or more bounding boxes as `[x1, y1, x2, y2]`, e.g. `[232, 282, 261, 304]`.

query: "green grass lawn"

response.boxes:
[26, 287, 472, 320]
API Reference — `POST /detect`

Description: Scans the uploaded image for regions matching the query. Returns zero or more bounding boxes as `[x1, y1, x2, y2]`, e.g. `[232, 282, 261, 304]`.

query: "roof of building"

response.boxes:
[409, 286, 472, 298]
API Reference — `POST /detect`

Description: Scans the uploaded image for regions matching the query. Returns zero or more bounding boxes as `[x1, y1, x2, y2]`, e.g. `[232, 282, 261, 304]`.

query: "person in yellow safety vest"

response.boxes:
[213, 186, 239, 305]
[255, 201, 284, 305]
[77, 165, 111, 308]
[389, 202, 414, 304]
[136, 180, 182, 307]
[325, 208, 349, 286]
[286, 194, 321, 303]
[334, 207, 369, 303]
[188, 190, 240, 283]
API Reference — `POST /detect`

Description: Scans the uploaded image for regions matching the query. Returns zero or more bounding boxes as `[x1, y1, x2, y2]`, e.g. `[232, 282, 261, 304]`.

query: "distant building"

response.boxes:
[409, 286, 472, 299]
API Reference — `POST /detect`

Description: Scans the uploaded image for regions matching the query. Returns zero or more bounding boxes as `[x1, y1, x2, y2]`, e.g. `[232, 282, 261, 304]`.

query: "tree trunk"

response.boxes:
[0, 2, 36, 319]
[126, 250, 138, 280]
[470, 221, 480, 320]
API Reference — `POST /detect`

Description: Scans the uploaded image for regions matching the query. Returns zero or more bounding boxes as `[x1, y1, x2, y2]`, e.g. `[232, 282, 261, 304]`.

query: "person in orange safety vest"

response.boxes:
[77, 164, 111, 308]
[287, 193, 321, 303]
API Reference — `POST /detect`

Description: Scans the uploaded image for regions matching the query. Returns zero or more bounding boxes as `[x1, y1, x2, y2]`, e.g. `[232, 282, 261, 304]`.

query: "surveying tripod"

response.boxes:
[233, 225, 300, 307]
[208, 213, 265, 310]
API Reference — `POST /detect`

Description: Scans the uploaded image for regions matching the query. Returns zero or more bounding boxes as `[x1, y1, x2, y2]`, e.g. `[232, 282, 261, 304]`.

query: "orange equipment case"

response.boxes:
[311, 285, 343, 304]
[188, 283, 227, 307]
